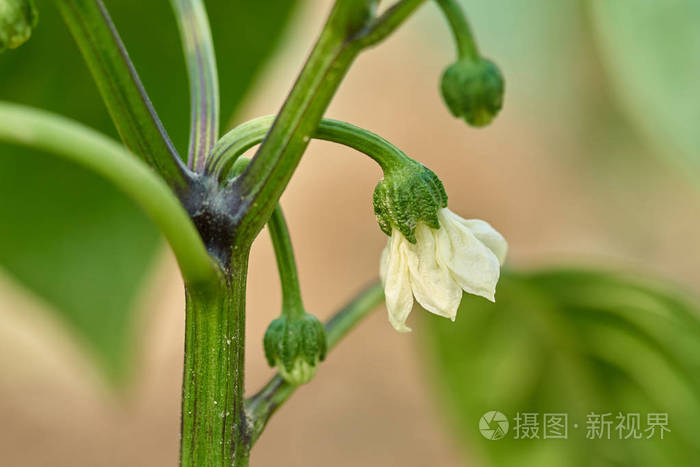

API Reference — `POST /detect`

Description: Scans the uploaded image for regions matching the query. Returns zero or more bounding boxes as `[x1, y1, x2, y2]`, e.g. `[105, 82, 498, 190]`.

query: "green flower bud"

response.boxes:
[263, 312, 327, 386]
[0, 0, 38, 53]
[440, 57, 504, 127]
[373, 160, 448, 243]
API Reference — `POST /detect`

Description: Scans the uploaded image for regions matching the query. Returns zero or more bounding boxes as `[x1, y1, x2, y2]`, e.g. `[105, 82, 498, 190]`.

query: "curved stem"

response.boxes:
[245, 282, 384, 444]
[0, 102, 219, 286]
[170, 0, 220, 171]
[208, 116, 411, 184]
[54, 0, 189, 188]
[268, 205, 304, 315]
[434, 0, 479, 61]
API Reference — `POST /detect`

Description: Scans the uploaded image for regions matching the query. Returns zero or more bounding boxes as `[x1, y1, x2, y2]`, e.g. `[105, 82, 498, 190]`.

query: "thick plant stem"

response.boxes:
[180, 251, 250, 466]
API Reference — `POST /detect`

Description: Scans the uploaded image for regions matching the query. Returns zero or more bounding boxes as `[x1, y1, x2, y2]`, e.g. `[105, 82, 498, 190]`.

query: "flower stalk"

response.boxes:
[434, 0, 478, 61]
[268, 205, 304, 313]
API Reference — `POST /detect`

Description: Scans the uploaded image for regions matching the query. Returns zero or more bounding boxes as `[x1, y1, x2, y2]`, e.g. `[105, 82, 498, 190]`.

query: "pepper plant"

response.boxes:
[0, 0, 509, 464]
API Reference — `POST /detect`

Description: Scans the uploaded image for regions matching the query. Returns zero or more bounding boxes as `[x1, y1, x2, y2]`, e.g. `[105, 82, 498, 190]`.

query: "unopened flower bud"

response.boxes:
[263, 312, 327, 386]
[440, 57, 504, 127]
[373, 160, 448, 243]
[0, 0, 38, 53]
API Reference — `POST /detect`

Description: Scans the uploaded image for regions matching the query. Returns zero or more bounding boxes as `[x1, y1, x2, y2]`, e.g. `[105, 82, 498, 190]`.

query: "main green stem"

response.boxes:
[180, 252, 250, 466]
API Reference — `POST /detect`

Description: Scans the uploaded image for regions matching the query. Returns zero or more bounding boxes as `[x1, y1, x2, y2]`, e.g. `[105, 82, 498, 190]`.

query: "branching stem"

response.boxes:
[54, 0, 189, 187]
[0, 102, 218, 286]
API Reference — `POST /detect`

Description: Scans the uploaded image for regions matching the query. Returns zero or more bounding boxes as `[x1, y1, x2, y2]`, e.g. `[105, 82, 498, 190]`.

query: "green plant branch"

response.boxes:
[0, 102, 219, 286]
[434, 0, 479, 60]
[245, 282, 385, 444]
[207, 116, 411, 184]
[169, 0, 220, 171]
[268, 205, 305, 314]
[54, 0, 189, 188]
[227, 0, 426, 248]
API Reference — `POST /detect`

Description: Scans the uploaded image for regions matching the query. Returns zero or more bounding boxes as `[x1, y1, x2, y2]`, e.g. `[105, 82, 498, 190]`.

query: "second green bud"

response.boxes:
[264, 312, 327, 386]
[440, 57, 504, 127]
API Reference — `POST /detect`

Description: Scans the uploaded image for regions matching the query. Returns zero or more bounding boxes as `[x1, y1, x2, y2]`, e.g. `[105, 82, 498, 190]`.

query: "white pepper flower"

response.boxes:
[373, 161, 506, 332]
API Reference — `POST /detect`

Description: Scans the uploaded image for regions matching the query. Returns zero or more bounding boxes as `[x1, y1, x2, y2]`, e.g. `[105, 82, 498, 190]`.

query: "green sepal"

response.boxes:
[263, 312, 327, 385]
[440, 57, 504, 127]
[373, 160, 447, 243]
[0, 0, 37, 52]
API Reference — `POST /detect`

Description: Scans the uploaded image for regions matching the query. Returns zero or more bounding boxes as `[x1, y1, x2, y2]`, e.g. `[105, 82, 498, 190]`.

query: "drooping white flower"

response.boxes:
[380, 207, 507, 332]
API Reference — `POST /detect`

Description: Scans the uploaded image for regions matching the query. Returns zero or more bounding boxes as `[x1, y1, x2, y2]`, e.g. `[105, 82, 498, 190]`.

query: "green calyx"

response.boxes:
[263, 312, 327, 386]
[373, 160, 448, 243]
[440, 57, 504, 127]
[0, 0, 37, 52]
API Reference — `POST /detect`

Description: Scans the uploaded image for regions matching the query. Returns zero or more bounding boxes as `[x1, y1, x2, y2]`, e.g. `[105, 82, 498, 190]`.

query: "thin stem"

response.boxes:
[268, 205, 304, 314]
[170, 0, 220, 172]
[228, 0, 426, 248]
[54, 0, 189, 188]
[207, 116, 411, 184]
[245, 282, 384, 444]
[434, 0, 479, 61]
[181, 253, 250, 466]
[354, 0, 425, 48]
[0, 102, 219, 286]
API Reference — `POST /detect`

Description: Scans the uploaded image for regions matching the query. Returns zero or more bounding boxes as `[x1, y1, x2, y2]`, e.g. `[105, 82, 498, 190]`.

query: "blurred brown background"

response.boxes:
[1, 1, 699, 465]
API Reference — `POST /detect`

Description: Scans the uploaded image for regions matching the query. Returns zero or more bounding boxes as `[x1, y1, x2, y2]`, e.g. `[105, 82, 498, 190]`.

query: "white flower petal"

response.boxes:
[441, 209, 508, 265]
[404, 223, 462, 320]
[437, 209, 502, 302]
[379, 242, 390, 284]
[382, 231, 414, 332]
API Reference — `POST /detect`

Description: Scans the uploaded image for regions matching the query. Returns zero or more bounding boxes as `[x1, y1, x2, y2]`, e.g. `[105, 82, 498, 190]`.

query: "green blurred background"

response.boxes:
[0, 0, 699, 465]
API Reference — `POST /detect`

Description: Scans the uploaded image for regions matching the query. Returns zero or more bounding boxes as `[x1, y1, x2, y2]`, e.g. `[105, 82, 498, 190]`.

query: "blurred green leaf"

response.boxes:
[423, 269, 700, 467]
[0, 0, 298, 382]
[590, 0, 700, 181]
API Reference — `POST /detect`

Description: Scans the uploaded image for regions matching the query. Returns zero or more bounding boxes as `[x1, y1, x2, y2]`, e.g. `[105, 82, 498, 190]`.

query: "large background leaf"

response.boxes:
[0, 0, 299, 381]
[423, 269, 700, 467]
[590, 0, 700, 181]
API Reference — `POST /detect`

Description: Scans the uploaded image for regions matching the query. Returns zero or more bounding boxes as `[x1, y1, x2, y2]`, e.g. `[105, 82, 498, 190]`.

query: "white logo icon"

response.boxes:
[479, 411, 509, 440]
